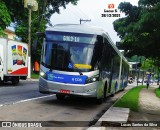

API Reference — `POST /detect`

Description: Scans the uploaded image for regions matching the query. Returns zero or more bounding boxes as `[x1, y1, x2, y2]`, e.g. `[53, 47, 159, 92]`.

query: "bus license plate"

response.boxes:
[60, 89, 70, 94]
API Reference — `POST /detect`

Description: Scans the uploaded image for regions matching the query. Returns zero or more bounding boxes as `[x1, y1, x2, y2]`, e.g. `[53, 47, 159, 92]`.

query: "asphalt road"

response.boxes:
[0, 80, 133, 129]
[0, 80, 47, 105]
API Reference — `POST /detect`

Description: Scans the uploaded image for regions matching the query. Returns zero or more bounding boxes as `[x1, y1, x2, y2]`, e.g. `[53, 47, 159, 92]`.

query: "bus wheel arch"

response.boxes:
[97, 81, 108, 104]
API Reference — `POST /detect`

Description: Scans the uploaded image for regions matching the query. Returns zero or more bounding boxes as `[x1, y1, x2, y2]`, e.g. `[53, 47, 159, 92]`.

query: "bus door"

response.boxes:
[0, 44, 3, 80]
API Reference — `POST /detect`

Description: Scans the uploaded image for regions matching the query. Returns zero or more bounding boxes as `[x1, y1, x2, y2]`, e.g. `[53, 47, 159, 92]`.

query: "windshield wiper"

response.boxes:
[45, 64, 53, 72]
[73, 65, 83, 75]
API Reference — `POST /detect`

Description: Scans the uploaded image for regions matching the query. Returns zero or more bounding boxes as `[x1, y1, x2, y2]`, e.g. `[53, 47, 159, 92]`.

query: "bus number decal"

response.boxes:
[72, 78, 82, 82]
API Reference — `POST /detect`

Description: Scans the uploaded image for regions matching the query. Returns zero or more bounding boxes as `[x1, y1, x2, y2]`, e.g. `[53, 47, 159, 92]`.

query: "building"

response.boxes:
[4, 28, 16, 40]
[128, 62, 145, 80]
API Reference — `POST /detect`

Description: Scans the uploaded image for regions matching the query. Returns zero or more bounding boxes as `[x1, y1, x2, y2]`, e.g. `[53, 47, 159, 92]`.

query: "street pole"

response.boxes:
[28, 7, 32, 78]
[28, 8, 31, 58]
[24, 0, 38, 79]
[80, 19, 91, 24]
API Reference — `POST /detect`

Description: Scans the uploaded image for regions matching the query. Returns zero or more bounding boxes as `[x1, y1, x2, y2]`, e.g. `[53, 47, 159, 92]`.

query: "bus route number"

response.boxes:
[63, 36, 80, 42]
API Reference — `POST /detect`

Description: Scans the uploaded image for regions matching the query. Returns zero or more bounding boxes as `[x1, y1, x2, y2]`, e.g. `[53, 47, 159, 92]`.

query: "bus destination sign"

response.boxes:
[63, 35, 80, 42]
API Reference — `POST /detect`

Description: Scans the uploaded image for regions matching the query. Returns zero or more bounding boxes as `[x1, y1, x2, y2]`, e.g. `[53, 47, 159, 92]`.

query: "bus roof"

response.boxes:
[46, 24, 106, 35]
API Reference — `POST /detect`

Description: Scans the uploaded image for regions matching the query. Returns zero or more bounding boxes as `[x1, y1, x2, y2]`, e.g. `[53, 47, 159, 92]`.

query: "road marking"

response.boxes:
[0, 95, 55, 108]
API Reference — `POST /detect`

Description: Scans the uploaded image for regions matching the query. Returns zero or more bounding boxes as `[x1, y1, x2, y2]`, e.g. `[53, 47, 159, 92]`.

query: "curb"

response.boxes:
[87, 87, 132, 129]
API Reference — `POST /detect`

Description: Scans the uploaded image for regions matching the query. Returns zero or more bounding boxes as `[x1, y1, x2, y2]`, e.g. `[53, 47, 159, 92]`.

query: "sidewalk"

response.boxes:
[89, 84, 160, 130]
[129, 85, 160, 121]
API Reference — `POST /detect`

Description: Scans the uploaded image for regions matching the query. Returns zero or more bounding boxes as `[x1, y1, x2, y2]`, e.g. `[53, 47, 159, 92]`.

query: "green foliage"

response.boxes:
[155, 88, 160, 98]
[113, 1, 160, 59]
[114, 86, 145, 112]
[1, 0, 78, 62]
[141, 59, 153, 70]
[31, 72, 39, 79]
[138, 0, 160, 7]
[0, 0, 11, 36]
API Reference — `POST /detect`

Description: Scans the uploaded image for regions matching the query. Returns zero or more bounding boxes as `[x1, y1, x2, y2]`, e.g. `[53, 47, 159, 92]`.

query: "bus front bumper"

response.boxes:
[39, 77, 100, 97]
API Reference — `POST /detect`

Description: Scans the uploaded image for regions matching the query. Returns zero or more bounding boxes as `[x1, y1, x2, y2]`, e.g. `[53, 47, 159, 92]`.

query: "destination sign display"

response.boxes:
[45, 31, 96, 44]
[63, 35, 80, 42]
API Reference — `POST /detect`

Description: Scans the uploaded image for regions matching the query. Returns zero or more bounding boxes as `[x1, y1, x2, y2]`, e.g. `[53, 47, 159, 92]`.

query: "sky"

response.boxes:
[50, 0, 139, 43]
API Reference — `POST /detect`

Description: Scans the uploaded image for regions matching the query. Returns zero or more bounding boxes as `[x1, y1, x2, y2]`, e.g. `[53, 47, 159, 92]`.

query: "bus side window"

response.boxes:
[96, 35, 104, 57]
[92, 35, 104, 70]
[101, 38, 113, 70]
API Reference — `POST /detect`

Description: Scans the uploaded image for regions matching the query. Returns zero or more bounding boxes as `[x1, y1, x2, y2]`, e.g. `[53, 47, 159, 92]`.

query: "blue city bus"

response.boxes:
[38, 24, 129, 103]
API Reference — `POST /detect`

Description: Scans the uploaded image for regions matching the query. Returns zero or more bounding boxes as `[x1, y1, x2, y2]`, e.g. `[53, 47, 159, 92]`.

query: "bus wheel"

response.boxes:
[110, 89, 115, 97]
[0, 78, 2, 86]
[96, 98, 103, 104]
[110, 91, 115, 97]
[12, 77, 19, 86]
[56, 94, 65, 100]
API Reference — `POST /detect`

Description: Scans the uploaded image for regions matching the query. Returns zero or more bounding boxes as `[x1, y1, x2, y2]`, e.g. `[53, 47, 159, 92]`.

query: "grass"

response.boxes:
[113, 85, 145, 112]
[31, 72, 39, 79]
[155, 88, 160, 98]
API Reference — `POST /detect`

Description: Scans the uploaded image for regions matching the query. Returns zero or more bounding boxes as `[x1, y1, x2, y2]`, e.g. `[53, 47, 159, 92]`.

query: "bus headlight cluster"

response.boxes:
[40, 70, 47, 79]
[86, 75, 99, 84]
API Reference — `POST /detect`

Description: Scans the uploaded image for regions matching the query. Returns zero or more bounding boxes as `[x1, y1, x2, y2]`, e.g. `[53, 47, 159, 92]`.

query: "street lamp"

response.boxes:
[24, 0, 38, 78]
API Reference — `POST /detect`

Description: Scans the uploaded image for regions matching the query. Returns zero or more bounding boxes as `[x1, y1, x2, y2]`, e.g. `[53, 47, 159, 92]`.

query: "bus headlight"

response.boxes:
[86, 75, 99, 84]
[40, 70, 46, 79]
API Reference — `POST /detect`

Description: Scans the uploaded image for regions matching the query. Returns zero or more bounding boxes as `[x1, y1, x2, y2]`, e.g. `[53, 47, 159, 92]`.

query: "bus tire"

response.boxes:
[0, 78, 2, 86]
[56, 94, 65, 100]
[110, 89, 115, 97]
[12, 77, 19, 86]
[110, 91, 115, 97]
[96, 98, 103, 104]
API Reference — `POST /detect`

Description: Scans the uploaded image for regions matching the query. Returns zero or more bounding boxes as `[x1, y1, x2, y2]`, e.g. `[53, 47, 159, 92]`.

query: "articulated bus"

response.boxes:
[38, 24, 129, 103]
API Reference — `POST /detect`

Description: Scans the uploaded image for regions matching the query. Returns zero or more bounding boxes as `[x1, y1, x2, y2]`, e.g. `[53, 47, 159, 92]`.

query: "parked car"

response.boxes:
[150, 79, 154, 84]
[144, 79, 147, 83]
[137, 78, 143, 83]
[154, 79, 158, 83]
[128, 77, 133, 84]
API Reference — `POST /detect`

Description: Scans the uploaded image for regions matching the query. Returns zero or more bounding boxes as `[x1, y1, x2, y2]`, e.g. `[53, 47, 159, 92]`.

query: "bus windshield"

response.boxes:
[41, 32, 96, 72]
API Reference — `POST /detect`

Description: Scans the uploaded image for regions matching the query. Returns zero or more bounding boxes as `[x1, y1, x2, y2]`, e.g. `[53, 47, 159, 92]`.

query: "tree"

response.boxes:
[1, 0, 78, 63]
[0, 0, 11, 36]
[113, 1, 160, 84]
[113, 1, 160, 59]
